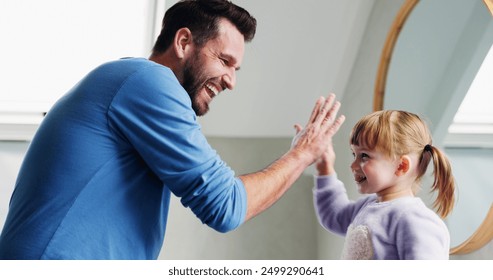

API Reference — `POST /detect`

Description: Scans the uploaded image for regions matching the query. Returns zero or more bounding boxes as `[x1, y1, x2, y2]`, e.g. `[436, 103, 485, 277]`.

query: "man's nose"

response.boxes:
[223, 68, 236, 90]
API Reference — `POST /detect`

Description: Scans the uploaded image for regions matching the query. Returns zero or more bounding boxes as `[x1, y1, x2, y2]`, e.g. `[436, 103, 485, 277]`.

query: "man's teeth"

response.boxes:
[206, 84, 219, 96]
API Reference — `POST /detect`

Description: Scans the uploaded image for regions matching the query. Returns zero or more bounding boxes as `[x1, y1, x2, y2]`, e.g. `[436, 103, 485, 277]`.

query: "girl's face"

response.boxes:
[350, 144, 409, 201]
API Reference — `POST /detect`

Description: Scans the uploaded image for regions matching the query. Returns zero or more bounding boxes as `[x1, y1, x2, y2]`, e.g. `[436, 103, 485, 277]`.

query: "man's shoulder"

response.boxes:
[99, 57, 170, 74]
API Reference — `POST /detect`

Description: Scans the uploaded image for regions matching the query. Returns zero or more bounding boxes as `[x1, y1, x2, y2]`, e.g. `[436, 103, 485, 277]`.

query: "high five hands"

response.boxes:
[241, 93, 345, 221]
[292, 93, 345, 174]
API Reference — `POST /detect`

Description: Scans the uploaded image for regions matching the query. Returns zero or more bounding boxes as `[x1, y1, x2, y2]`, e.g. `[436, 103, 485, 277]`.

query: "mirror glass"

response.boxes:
[383, 0, 493, 247]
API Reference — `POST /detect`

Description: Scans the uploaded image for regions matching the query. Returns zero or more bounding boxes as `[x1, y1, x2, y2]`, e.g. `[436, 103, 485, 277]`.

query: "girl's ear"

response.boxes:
[395, 155, 410, 176]
[173, 27, 193, 59]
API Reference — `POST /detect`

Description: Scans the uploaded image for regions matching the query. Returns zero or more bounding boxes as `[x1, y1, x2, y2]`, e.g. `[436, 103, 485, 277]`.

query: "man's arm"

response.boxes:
[240, 94, 345, 221]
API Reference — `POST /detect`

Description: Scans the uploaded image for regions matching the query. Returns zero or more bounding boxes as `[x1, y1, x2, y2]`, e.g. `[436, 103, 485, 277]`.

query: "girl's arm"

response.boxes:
[314, 175, 370, 235]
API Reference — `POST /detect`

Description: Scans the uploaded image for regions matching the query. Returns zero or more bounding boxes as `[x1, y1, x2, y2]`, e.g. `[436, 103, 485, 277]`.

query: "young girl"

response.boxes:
[313, 110, 455, 259]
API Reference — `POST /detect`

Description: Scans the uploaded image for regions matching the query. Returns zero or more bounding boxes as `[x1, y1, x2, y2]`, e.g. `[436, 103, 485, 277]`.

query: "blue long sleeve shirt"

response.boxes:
[0, 58, 247, 259]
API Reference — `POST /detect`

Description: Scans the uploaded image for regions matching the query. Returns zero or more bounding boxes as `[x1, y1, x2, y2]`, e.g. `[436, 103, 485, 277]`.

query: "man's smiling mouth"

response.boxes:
[205, 83, 219, 97]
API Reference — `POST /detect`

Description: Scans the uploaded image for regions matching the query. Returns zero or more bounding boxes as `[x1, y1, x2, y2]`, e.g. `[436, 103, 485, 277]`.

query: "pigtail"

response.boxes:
[425, 145, 455, 218]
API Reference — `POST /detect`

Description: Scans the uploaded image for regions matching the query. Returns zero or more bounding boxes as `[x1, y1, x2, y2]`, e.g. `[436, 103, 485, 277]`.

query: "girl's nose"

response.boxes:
[350, 159, 359, 171]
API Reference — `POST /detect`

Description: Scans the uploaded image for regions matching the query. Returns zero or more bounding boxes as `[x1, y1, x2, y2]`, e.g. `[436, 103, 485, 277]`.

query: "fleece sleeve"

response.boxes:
[313, 174, 373, 235]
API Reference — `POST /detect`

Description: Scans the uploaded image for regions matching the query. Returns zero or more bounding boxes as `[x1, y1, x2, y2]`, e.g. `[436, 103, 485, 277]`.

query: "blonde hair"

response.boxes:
[350, 110, 455, 218]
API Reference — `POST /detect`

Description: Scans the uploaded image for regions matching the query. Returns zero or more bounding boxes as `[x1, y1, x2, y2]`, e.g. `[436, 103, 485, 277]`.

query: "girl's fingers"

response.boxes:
[293, 124, 303, 134]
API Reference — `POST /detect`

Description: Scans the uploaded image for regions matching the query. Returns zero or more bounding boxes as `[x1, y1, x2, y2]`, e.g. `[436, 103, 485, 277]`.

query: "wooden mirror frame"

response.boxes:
[374, 0, 493, 255]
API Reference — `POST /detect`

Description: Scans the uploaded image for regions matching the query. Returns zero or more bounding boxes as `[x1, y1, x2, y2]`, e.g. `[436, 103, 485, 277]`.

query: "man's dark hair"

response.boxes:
[152, 0, 257, 54]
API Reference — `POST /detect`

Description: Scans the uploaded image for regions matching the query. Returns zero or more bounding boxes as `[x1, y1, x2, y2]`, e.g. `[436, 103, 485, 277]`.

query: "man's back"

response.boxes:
[0, 58, 177, 259]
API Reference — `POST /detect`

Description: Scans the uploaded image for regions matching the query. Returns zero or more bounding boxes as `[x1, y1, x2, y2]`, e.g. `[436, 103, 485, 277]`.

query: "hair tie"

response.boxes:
[424, 144, 432, 152]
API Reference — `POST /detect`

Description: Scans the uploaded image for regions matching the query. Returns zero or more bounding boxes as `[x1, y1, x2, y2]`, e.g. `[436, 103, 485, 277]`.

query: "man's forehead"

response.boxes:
[213, 19, 245, 65]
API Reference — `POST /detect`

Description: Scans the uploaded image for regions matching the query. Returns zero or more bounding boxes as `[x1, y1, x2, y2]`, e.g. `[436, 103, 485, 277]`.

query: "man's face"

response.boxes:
[182, 19, 245, 116]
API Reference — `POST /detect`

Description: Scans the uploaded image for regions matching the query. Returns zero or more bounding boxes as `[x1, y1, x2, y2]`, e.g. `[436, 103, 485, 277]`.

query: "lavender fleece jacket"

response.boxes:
[313, 174, 450, 259]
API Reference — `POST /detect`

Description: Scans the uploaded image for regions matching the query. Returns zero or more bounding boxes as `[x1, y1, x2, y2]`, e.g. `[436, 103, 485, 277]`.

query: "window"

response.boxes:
[0, 0, 165, 140]
[446, 43, 493, 148]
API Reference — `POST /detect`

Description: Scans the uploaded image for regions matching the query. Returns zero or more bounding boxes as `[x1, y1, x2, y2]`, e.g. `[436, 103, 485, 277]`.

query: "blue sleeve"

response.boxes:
[107, 65, 246, 233]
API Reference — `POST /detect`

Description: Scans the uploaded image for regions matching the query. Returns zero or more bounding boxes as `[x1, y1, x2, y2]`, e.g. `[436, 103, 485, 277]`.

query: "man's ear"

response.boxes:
[173, 27, 193, 59]
[395, 155, 410, 176]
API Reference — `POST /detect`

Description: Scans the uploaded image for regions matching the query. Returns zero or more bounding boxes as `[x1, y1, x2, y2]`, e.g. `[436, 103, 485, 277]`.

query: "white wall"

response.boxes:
[0, 142, 29, 228]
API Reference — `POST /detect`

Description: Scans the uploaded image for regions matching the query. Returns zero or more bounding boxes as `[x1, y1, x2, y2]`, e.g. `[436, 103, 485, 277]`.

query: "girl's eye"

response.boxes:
[356, 153, 370, 161]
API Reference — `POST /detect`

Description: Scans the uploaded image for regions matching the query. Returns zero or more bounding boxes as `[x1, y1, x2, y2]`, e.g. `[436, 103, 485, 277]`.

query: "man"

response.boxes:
[0, 0, 344, 259]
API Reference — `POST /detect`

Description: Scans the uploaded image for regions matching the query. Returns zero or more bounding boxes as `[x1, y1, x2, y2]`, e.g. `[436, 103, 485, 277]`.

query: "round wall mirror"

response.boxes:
[374, 0, 493, 255]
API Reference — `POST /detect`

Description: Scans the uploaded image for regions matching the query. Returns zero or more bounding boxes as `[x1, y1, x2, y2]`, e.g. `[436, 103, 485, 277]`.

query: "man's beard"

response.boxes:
[182, 53, 210, 117]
